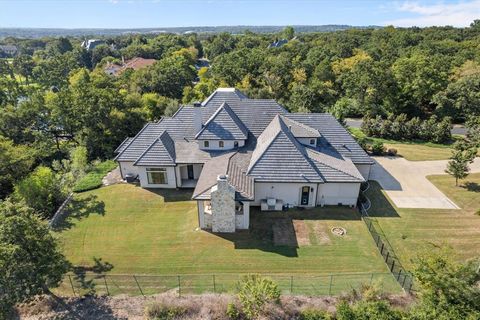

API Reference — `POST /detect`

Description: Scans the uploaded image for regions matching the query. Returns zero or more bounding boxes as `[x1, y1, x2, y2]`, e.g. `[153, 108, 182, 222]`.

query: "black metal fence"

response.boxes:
[358, 198, 414, 293]
[54, 272, 401, 297]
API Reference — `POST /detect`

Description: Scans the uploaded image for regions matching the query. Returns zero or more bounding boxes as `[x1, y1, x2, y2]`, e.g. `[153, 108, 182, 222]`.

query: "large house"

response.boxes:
[115, 88, 373, 233]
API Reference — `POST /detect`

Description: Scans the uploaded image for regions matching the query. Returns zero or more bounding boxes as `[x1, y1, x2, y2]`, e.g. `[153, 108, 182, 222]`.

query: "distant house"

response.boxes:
[268, 39, 289, 48]
[115, 88, 372, 233]
[195, 58, 210, 70]
[0, 45, 18, 57]
[81, 39, 105, 51]
[104, 57, 157, 76]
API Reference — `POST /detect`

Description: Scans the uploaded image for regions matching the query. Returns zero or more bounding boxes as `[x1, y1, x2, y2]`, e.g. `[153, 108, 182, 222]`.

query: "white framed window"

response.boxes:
[219, 140, 224, 148]
[310, 139, 316, 145]
[146, 168, 168, 184]
[204, 141, 209, 148]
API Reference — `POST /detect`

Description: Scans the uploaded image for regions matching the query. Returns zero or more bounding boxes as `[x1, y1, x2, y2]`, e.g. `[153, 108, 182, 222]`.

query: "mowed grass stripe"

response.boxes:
[57, 184, 390, 276]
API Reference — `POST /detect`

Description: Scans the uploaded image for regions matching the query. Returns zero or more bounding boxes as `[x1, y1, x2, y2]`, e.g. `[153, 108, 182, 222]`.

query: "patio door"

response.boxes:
[301, 186, 310, 205]
[187, 165, 194, 180]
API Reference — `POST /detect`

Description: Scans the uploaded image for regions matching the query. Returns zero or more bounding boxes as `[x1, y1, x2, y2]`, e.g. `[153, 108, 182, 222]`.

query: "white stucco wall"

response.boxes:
[197, 139, 245, 151]
[253, 182, 318, 207]
[118, 161, 138, 179]
[297, 137, 317, 146]
[316, 183, 360, 207]
[355, 164, 372, 180]
[137, 166, 177, 188]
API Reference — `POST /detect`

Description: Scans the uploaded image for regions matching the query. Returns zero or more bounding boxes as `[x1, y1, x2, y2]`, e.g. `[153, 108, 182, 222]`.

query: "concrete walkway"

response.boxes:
[370, 157, 480, 209]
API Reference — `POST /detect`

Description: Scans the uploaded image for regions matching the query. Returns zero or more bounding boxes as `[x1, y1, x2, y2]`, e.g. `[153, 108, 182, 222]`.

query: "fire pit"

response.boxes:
[331, 227, 346, 236]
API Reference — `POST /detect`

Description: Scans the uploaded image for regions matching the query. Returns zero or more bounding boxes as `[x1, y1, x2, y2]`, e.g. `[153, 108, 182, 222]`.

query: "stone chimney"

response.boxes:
[210, 175, 236, 233]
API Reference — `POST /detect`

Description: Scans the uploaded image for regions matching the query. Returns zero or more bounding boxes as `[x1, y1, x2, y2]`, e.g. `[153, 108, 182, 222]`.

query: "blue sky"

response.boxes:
[0, 0, 479, 28]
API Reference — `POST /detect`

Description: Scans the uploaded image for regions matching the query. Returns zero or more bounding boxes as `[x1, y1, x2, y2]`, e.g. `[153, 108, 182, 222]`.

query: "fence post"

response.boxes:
[402, 274, 407, 288]
[380, 243, 385, 255]
[290, 276, 293, 294]
[370, 273, 374, 285]
[213, 275, 216, 293]
[104, 275, 110, 296]
[385, 251, 390, 263]
[376, 234, 380, 246]
[68, 274, 76, 297]
[177, 275, 181, 297]
[133, 275, 145, 297]
[390, 260, 395, 272]
[328, 275, 333, 295]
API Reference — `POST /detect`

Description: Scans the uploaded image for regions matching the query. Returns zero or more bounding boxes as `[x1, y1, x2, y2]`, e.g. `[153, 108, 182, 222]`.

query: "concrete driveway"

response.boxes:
[370, 157, 480, 209]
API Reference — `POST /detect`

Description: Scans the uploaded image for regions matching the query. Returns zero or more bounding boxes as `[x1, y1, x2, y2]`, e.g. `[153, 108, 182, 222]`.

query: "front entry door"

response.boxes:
[301, 186, 310, 205]
[187, 165, 194, 180]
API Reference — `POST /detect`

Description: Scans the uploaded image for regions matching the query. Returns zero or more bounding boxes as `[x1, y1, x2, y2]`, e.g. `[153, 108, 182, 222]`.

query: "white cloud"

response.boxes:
[385, 0, 480, 27]
[108, 0, 119, 4]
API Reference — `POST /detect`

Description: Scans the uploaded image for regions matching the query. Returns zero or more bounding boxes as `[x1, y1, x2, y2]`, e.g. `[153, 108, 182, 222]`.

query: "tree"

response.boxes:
[410, 249, 480, 319]
[12, 55, 35, 84]
[0, 200, 70, 319]
[445, 141, 477, 186]
[0, 136, 35, 199]
[14, 166, 66, 218]
[282, 26, 295, 40]
[465, 116, 480, 147]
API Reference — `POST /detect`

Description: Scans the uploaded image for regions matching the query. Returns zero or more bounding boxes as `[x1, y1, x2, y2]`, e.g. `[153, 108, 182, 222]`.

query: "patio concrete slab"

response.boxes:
[370, 157, 480, 209]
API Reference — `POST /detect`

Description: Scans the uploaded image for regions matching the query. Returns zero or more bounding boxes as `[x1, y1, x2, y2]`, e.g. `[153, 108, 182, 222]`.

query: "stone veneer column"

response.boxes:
[210, 175, 236, 233]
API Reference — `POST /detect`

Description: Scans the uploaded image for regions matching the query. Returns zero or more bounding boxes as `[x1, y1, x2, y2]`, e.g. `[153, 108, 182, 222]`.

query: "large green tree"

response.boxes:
[0, 200, 70, 319]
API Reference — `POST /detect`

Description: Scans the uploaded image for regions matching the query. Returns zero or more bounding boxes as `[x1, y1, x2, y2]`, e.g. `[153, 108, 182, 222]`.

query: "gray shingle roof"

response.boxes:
[200, 90, 287, 137]
[192, 152, 233, 200]
[134, 131, 175, 166]
[247, 115, 324, 183]
[305, 148, 364, 182]
[114, 137, 134, 153]
[280, 115, 320, 138]
[285, 114, 373, 164]
[195, 102, 248, 140]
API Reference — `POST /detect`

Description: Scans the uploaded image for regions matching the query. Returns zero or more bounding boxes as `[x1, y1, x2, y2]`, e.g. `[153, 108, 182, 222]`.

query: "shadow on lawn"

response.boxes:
[365, 182, 400, 218]
[142, 186, 193, 202]
[210, 207, 362, 258]
[72, 257, 114, 296]
[462, 182, 480, 193]
[53, 195, 105, 231]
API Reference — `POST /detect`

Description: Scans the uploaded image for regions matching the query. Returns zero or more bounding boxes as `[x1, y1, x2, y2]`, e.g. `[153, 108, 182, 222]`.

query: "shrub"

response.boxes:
[237, 275, 281, 319]
[371, 141, 385, 155]
[299, 309, 332, 320]
[73, 160, 117, 193]
[387, 148, 397, 156]
[475, 209, 480, 216]
[145, 302, 186, 320]
[356, 137, 369, 151]
[226, 302, 241, 319]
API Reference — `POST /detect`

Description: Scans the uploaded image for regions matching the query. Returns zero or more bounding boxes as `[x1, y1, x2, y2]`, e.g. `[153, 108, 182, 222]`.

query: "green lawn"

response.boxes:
[349, 127, 455, 161]
[56, 184, 391, 276]
[365, 173, 480, 269]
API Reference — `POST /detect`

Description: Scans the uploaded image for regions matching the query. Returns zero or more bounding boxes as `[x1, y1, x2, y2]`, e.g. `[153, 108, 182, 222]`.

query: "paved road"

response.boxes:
[370, 157, 480, 209]
[346, 118, 467, 136]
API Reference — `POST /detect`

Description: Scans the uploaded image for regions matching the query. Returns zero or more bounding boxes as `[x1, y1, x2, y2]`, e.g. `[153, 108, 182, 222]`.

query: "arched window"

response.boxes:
[219, 141, 224, 148]
[204, 141, 209, 148]
[234, 141, 239, 148]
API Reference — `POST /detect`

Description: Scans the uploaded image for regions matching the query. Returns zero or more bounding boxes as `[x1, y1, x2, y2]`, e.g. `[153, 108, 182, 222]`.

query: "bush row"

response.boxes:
[73, 160, 117, 193]
[361, 114, 452, 144]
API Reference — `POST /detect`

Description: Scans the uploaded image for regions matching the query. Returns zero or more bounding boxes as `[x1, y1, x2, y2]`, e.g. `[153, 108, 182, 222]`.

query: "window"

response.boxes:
[310, 139, 316, 145]
[146, 168, 168, 184]
[234, 141, 239, 148]
[204, 141, 209, 148]
[219, 140, 224, 148]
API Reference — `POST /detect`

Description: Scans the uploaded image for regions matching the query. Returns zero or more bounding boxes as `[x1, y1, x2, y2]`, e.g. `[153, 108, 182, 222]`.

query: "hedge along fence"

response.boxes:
[49, 192, 73, 228]
[73, 160, 118, 193]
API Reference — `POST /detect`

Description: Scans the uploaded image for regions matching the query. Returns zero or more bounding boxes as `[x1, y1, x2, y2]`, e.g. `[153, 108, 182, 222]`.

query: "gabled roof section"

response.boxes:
[114, 137, 134, 153]
[195, 102, 248, 140]
[306, 148, 364, 182]
[201, 88, 248, 107]
[247, 115, 323, 183]
[280, 115, 320, 138]
[285, 114, 373, 165]
[134, 131, 176, 166]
